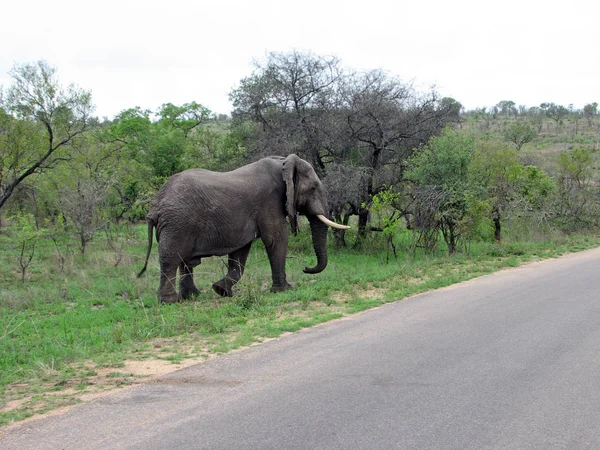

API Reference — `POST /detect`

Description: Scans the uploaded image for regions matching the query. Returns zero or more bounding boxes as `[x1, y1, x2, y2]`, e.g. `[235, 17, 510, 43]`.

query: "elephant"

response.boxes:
[137, 154, 349, 303]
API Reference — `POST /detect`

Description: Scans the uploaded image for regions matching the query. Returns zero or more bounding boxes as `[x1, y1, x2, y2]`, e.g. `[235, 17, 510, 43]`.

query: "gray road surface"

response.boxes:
[2, 248, 600, 449]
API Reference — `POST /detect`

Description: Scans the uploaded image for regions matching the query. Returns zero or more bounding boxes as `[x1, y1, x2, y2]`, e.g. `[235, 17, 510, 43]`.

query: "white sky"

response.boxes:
[1, 0, 598, 119]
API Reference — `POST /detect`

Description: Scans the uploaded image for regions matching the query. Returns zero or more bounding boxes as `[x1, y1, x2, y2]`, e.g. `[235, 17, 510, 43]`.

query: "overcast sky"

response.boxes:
[2, 0, 598, 119]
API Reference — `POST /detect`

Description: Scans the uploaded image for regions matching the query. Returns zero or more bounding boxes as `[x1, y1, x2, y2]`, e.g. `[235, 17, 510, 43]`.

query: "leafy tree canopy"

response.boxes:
[0, 61, 94, 210]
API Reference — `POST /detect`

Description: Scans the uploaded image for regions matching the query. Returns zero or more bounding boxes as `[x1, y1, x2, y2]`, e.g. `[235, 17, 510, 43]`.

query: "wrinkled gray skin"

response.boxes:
[138, 154, 332, 303]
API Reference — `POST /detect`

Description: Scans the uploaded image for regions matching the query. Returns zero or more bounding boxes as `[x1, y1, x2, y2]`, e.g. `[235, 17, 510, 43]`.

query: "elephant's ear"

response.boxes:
[282, 154, 299, 235]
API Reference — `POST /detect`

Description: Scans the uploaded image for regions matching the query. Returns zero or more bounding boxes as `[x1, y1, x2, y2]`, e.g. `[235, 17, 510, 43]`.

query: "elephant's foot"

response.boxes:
[212, 280, 234, 297]
[180, 285, 200, 300]
[270, 282, 293, 293]
[158, 291, 182, 304]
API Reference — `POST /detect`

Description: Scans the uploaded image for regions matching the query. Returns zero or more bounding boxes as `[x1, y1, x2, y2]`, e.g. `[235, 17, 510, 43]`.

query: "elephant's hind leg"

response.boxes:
[179, 262, 200, 299]
[212, 242, 252, 297]
[158, 257, 180, 303]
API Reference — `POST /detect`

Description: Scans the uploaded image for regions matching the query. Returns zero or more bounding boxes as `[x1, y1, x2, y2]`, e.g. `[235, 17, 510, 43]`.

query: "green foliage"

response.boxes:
[407, 127, 475, 187]
[106, 103, 212, 180]
[185, 123, 247, 171]
[107, 107, 172, 179]
[556, 147, 593, 182]
[469, 139, 524, 241]
[365, 186, 403, 261]
[368, 187, 402, 236]
[520, 166, 556, 208]
[95, 102, 223, 223]
[102, 102, 232, 193]
[406, 127, 479, 253]
[109, 107, 153, 149]
[470, 139, 523, 185]
[150, 127, 187, 178]
[157, 102, 211, 136]
[459, 194, 493, 243]
[0, 110, 46, 200]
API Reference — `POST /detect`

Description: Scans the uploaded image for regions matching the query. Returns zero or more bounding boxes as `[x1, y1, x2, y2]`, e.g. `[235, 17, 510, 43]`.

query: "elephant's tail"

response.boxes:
[137, 220, 155, 278]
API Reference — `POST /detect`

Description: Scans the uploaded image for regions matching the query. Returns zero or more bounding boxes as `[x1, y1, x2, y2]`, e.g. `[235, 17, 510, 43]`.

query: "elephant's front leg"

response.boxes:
[179, 262, 200, 299]
[212, 242, 253, 297]
[263, 233, 292, 293]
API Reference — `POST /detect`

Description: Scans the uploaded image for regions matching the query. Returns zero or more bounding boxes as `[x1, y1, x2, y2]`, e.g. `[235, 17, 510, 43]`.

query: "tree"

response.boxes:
[503, 120, 537, 151]
[230, 51, 461, 245]
[230, 50, 343, 172]
[157, 102, 211, 138]
[439, 97, 463, 121]
[517, 165, 556, 226]
[0, 212, 47, 282]
[0, 61, 94, 210]
[106, 102, 211, 182]
[583, 102, 598, 126]
[569, 109, 582, 136]
[184, 124, 247, 171]
[340, 70, 460, 241]
[364, 186, 402, 262]
[469, 139, 525, 242]
[526, 106, 544, 133]
[0, 108, 44, 223]
[50, 139, 114, 254]
[553, 148, 599, 229]
[540, 102, 569, 129]
[496, 100, 517, 116]
[406, 128, 479, 254]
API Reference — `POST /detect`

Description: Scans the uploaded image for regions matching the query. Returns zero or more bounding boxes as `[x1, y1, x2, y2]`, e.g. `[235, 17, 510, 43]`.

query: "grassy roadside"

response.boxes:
[1, 226, 600, 426]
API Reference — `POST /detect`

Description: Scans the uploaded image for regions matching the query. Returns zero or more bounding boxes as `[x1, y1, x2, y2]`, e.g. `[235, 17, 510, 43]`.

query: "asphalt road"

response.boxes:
[2, 248, 600, 449]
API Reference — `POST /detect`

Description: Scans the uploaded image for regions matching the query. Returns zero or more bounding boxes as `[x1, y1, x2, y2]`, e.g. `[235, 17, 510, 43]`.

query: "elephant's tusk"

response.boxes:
[317, 214, 351, 230]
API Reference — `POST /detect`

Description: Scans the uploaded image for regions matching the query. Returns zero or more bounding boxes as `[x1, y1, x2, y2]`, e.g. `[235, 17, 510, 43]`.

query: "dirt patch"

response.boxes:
[331, 286, 386, 303]
[96, 357, 208, 379]
[331, 292, 351, 303]
[0, 351, 213, 422]
[360, 287, 385, 299]
[0, 398, 28, 414]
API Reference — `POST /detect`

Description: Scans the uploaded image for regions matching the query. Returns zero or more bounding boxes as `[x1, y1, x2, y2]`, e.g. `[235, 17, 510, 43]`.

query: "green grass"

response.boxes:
[1, 223, 600, 426]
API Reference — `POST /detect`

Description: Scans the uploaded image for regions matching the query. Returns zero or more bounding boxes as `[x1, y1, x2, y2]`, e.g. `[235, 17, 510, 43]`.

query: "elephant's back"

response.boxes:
[153, 168, 212, 199]
[163, 160, 283, 195]
[150, 162, 283, 222]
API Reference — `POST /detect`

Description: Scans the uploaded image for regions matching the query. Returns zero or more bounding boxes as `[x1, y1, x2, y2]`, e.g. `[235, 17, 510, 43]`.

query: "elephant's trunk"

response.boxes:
[303, 215, 329, 274]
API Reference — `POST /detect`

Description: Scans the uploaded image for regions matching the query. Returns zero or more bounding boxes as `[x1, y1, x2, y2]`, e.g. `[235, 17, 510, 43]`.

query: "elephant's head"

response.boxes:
[282, 154, 349, 274]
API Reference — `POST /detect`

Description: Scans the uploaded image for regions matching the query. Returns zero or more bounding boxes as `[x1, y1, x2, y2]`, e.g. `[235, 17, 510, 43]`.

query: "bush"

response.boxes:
[0, 212, 47, 282]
